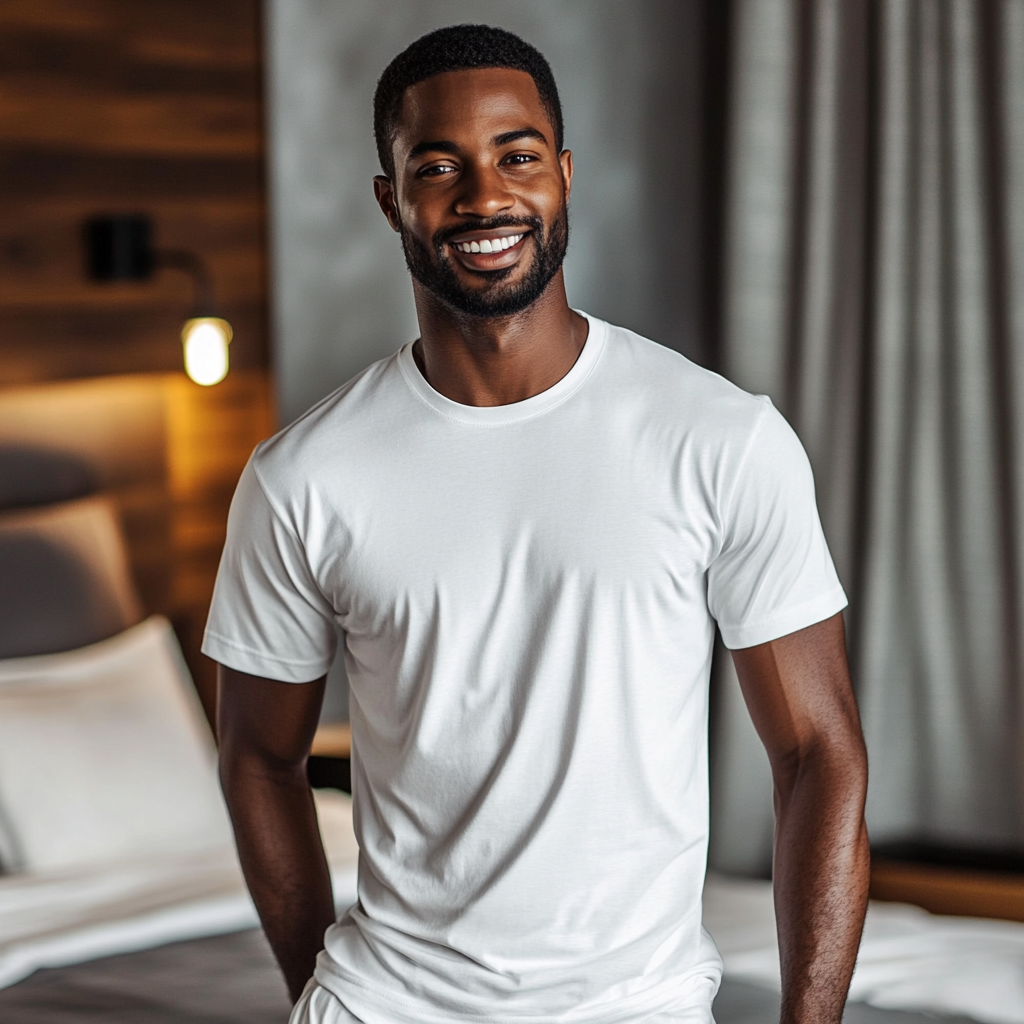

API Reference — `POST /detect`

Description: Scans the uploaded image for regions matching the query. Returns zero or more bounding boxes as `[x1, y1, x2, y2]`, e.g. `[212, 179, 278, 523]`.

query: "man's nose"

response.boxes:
[453, 163, 514, 218]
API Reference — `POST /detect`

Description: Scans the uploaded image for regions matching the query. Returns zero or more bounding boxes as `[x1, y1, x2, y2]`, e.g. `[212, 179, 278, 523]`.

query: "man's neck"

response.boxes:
[410, 271, 589, 407]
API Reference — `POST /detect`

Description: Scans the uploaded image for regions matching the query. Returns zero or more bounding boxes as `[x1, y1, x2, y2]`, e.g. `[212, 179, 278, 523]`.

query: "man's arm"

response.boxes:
[730, 612, 869, 1024]
[217, 665, 336, 1002]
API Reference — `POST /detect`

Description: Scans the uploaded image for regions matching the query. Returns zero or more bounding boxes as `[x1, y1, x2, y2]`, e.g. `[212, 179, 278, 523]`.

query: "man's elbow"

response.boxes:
[771, 724, 868, 811]
[218, 737, 310, 803]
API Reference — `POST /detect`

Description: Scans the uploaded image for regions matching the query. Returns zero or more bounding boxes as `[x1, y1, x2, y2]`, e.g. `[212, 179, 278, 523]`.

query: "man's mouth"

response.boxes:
[447, 228, 531, 271]
[451, 232, 526, 254]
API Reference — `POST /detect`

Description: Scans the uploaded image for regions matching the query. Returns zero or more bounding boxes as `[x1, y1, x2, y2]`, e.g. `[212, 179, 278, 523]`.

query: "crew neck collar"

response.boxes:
[397, 311, 606, 426]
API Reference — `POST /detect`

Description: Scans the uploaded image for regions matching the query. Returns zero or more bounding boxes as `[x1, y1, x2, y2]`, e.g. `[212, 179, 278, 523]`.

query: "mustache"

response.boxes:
[432, 214, 544, 250]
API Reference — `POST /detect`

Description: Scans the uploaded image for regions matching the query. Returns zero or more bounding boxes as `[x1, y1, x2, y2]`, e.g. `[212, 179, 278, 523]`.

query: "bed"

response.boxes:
[0, 762, 1012, 1024]
[0, 882, 994, 1024]
[0, 791, 358, 1024]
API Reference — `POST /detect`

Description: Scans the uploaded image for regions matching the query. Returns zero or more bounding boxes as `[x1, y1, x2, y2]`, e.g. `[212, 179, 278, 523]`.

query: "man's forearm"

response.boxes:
[772, 742, 869, 1024]
[220, 760, 336, 1002]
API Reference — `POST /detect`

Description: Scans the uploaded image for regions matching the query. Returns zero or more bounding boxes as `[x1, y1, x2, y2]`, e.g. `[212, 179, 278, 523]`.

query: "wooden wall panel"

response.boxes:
[0, 0, 268, 384]
[0, 1, 273, 721]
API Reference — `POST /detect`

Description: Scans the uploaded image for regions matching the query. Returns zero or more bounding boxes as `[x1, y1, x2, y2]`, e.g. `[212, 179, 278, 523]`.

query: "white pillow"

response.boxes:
[0, 616, 233, 873]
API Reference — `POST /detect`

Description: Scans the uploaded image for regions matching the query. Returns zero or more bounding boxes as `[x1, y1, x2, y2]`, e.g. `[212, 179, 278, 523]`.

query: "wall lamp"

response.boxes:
[84, 214, 232, 386]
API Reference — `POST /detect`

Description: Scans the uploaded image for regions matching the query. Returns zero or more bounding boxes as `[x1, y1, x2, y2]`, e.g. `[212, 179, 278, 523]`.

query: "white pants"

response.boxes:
[289, 978, 717, 1024]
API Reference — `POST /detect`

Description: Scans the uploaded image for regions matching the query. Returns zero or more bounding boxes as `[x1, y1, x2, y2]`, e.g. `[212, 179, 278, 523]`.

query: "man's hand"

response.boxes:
[217, 665, 335, 1002]
[731, 613, 869, 1024]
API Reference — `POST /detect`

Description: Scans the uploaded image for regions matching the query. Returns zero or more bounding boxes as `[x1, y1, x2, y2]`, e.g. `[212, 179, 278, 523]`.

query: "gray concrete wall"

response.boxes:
[265, 0, 707, 426]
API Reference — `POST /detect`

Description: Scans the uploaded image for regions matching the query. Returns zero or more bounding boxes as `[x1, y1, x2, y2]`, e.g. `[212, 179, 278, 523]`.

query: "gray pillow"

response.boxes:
[0, 496, 142, 660]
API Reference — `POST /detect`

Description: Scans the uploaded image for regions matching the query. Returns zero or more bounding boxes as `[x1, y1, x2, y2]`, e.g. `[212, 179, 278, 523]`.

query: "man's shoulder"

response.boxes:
[249, 347, 408, 491]
[596, 317, 768, 433]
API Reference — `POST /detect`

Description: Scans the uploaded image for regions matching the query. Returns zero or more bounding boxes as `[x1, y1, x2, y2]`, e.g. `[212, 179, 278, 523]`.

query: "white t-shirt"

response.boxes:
[204, 313, 846, 1024]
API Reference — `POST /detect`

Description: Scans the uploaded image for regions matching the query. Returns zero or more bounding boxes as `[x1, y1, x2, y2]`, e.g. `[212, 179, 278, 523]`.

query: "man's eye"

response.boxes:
[503, 153, 536, 165]
[421, 163, 457, 177]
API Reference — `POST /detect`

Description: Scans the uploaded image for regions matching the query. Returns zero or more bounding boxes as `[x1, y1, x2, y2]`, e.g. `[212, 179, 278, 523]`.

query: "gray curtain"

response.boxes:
[710, 0, 1024, 875]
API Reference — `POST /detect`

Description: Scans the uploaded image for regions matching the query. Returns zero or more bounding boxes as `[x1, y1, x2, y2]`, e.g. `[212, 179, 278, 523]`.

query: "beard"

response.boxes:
[400, 207, 569, 319]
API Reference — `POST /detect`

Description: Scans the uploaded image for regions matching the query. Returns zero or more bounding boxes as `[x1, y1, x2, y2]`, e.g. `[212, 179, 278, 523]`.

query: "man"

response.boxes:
[205, 24, 869, 1024]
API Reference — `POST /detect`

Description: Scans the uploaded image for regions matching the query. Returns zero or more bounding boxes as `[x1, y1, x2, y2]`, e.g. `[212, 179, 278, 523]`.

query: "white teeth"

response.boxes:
[454, 233, 523, 254]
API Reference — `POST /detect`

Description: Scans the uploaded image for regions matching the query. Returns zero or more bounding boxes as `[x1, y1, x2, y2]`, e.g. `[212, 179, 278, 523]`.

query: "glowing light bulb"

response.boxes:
[181, 317, 232, 386]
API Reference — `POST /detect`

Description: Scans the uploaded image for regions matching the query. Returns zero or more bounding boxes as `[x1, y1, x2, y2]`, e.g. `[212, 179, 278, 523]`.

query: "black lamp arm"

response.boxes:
[155, 249, 216, 318]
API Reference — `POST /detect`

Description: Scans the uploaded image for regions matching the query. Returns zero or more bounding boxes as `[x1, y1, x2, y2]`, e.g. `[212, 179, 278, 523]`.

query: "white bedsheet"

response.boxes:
[704, 873, 1024, 1024]
[0, 789, 359, 990]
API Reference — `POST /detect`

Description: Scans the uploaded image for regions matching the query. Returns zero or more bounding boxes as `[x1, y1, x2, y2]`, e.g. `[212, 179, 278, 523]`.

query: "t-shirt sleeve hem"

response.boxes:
[718, 586, 848, 650]
[201, 631, 332, 683]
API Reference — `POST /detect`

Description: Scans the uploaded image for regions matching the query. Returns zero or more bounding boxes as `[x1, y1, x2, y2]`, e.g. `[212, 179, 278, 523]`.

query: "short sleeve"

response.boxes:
[707, 398, 847, 649]
[202, 457, 337, 682]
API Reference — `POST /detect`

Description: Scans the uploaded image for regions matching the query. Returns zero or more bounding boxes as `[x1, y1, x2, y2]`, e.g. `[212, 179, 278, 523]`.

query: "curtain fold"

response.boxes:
[710, 0, 1024, 875]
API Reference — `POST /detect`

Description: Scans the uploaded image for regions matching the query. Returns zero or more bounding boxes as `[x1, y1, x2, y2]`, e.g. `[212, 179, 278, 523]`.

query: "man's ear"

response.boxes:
[373, 175, 402, 233]
[559, 150, 574, 204]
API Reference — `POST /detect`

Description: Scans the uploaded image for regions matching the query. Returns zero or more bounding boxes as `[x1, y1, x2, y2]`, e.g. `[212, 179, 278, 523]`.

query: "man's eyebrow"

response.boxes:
[406, 127, 549, 162]
[493, 127, 548, 147]
[406, 139, 460, 161]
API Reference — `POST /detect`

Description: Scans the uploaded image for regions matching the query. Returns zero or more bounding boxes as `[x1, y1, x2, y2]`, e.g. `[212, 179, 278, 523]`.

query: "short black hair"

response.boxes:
[373, 24, 564, 179]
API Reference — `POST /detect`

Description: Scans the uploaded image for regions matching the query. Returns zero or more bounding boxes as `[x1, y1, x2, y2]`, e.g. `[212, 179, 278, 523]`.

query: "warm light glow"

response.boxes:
[181, 317, 232, 386]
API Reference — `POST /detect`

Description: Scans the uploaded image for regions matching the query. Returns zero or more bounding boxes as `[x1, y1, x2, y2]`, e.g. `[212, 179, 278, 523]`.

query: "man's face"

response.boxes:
[375, 67, 572, 318]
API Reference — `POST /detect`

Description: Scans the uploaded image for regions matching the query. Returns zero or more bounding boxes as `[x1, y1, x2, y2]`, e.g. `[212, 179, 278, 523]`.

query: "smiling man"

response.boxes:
[205, 24, 869, 1024]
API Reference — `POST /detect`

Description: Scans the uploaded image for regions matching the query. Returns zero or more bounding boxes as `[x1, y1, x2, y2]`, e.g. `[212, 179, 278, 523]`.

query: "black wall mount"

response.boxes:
[85, 214, 153, 281]
[84, 213, 215, 315]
